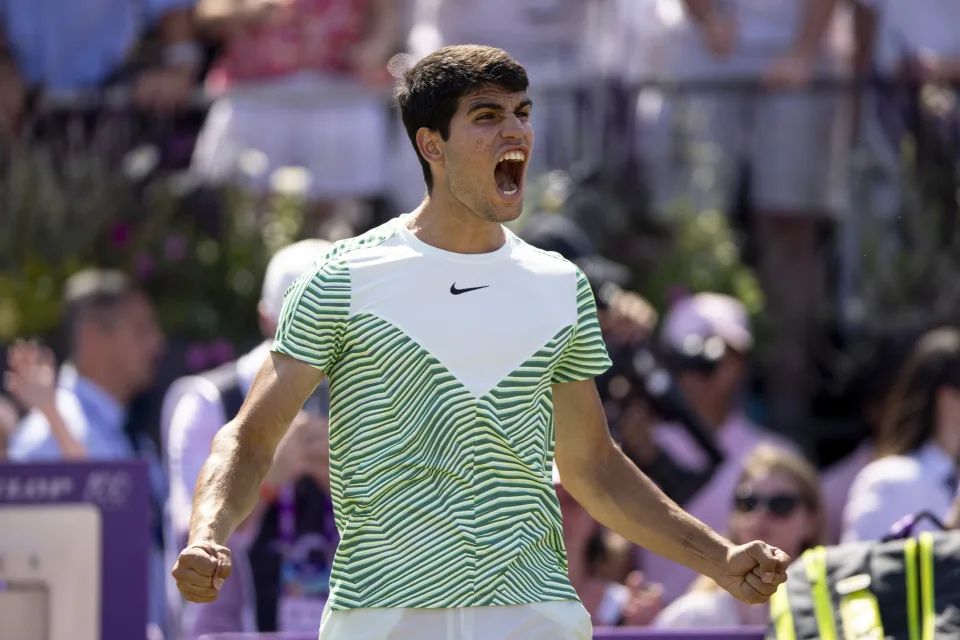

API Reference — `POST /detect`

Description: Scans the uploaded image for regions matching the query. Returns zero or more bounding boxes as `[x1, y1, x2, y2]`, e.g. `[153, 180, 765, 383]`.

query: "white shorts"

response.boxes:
[192, 82, 389, 201]
[318, 600, 592, 640]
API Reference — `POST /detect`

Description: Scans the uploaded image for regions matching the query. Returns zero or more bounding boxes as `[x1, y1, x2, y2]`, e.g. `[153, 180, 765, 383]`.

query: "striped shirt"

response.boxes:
[272, 215, 611, 610]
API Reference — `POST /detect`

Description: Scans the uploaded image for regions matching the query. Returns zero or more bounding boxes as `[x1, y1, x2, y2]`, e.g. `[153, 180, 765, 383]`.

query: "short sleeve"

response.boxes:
[552, 268, 612, 383]
[271, 258, 351, 373]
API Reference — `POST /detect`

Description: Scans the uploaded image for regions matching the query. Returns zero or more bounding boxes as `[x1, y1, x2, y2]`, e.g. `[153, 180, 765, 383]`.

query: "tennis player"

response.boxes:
[173, 44, 789, 639]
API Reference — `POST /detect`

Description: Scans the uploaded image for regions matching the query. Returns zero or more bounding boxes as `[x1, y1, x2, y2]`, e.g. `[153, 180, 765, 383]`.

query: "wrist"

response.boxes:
[37, 400, 60, 421]
[695, 532, 734, 583]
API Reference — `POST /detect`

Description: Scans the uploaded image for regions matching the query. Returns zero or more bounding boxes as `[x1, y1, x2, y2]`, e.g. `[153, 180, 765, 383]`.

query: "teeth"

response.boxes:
[498, 150, 526, 163]
[503, 185, 518, 196]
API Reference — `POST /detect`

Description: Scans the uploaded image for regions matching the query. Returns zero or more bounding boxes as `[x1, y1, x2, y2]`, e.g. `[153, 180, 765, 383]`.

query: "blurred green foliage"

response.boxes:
[0, 139, 310, 346]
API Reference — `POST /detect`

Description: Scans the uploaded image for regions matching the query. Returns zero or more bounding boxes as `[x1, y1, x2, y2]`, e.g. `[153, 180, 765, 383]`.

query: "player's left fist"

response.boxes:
[715, 540, 790, 605]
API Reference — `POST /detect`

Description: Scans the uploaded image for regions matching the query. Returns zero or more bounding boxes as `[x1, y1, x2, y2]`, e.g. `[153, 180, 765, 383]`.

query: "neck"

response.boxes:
[407, 195, 506, 255]
[72, 358, 133, 406]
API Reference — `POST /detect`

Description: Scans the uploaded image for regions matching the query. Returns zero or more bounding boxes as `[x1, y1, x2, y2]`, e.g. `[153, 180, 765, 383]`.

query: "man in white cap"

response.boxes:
[163, 239, 333, 637]
[636, 292, 801, 605]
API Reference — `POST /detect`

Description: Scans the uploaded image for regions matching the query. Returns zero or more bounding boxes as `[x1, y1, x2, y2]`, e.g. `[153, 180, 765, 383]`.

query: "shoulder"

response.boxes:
[850, 454, 925, 495]
[511, 235, 582, 277]
[291, 221, 403, 293]
[162, 376, 225, 440]
[654, 589, 739, 629]
[324, 220, 403, 266]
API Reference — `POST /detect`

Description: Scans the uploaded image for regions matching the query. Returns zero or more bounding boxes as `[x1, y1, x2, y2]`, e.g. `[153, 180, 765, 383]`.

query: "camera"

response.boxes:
[592, 283, 726, 505]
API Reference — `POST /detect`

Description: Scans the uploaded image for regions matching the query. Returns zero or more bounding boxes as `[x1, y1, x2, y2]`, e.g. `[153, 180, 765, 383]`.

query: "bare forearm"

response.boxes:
[792, 0, 837, 58]
[566, 446, 731, 581]
[42, 406, 87, 459]
[188, 422, 273, 546]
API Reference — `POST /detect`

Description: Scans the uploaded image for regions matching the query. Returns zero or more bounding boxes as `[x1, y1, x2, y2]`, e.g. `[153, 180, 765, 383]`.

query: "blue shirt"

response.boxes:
[0, 0, 196, 90]
[9, 363, 134, 460]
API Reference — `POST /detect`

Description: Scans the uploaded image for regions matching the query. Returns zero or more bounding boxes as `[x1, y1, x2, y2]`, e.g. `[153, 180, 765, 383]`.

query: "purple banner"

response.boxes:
[0, 461, 150, 640]
[197, 628, 764, 639]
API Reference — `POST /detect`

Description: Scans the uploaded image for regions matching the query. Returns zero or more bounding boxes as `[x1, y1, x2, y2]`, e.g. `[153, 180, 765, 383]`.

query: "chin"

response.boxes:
[491, 205, 523, 223]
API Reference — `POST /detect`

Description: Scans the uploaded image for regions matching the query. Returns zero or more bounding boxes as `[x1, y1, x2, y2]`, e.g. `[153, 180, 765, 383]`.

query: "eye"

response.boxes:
[517, 110, 531, 120]
[475, 113, 495, 121]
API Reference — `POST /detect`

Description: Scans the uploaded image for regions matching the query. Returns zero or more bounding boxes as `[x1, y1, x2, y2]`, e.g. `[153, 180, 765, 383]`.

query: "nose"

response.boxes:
[500, 113, 526, 140]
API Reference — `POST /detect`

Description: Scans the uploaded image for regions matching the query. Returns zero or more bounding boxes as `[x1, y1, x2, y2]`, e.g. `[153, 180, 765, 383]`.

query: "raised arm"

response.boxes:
[552, 378, 789, 604]
[173, 351, 324, 602]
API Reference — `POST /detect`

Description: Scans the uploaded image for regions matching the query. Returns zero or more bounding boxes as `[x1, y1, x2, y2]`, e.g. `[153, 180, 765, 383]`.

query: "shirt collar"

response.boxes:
[59, 362, 127, 431]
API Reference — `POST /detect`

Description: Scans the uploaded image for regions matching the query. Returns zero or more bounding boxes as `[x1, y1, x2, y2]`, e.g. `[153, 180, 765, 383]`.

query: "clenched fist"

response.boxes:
[716, 541, 790, 605]
[172, 542, 233, 603]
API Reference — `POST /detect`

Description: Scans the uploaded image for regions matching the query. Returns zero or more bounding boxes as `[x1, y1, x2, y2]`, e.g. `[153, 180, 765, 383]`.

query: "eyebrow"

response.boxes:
[467, 99, 534, 114]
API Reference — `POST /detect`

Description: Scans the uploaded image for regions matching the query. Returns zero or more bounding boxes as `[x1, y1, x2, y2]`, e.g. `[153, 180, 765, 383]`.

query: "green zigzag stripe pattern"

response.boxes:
[273, 222, 611, 610]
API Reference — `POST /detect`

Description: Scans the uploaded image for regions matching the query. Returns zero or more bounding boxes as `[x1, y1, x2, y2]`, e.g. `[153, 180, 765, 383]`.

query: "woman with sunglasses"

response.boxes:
[843, 327, 960, 543]
[653, 445, 823, 628]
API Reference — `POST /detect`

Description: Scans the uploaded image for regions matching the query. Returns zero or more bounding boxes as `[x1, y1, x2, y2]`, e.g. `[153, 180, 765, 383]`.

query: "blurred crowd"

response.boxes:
[2, 0, 960, 638]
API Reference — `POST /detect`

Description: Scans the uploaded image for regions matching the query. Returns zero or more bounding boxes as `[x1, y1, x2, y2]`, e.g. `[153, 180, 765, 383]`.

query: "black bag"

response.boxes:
[767, 512, 960, 640]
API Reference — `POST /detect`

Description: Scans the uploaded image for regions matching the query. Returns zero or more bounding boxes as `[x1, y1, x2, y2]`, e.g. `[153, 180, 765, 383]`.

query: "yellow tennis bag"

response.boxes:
[767, 516, 960, 640]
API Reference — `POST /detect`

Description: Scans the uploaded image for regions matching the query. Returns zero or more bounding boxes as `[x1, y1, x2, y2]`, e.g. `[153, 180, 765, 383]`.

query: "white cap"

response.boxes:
[661, 292, 753, 354]
[260, 239, 333, 323]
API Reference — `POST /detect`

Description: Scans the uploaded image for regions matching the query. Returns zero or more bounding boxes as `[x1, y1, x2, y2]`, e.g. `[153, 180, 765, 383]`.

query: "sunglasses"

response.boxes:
[734, 493, 806, 518]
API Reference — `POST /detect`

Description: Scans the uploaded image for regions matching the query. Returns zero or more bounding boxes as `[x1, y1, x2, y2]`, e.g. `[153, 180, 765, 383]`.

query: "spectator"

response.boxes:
[639, 292, 800, 604]
[842, 327, 960, 542]
[819, 329, 918, 544]
[0, 0, 200, 127]
[163, 238, 335, 637]
[554, 465, 665, 627]
[655, 444, 823, 628]
[3, 268, 168, 632]
[5, 270, 165, 460]
[639, 0, 847, 449]
[191, 0, 400, 237]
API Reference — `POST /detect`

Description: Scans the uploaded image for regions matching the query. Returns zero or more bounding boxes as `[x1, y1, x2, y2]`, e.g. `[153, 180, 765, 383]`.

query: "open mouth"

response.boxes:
[494, 150, 526, 198]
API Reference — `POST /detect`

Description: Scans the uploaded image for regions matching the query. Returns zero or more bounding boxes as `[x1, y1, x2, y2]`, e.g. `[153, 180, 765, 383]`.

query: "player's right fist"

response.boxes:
[171, 542, 233, 603]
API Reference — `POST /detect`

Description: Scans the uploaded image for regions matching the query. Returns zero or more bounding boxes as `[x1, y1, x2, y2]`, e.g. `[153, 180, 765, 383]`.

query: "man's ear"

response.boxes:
[416, 127, 443, 165]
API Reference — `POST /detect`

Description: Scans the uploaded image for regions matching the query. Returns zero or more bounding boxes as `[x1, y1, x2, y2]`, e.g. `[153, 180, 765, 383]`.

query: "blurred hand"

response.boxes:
[0, 66, 25, 133]
[764, 52, 814, 89]
[172, 542, 232, 603]
[134, 66, 193, 115]
[698, 17, 736, 59]
[265, 410, 330, 489]
[3, 340, 57, 414]
[619, 571, 665, 627]
[716, 541, 789, 604]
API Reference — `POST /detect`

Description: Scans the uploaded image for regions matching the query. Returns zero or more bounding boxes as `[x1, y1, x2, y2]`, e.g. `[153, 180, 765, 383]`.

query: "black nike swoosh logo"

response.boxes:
[450, 283, 490, 295]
